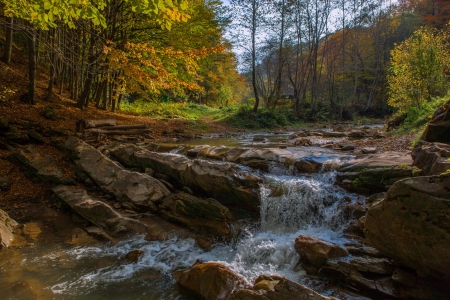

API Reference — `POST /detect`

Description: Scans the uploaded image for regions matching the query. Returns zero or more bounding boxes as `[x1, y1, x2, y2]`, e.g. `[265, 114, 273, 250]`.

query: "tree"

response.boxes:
[388, 27, 450, 111]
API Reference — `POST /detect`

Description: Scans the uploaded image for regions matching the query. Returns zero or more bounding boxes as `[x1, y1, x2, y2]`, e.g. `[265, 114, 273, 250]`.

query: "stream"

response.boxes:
[0, 132, 364, 299]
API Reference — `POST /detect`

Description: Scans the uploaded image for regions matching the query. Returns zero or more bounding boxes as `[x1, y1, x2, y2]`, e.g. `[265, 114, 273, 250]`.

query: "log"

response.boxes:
[85, 128, 151, 135]
[101, 124, 147, 130]
[76, 119, 117, 132]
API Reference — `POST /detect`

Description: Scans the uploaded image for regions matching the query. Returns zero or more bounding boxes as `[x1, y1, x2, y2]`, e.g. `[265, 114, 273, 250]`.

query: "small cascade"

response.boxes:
[260, 171, 352, 234]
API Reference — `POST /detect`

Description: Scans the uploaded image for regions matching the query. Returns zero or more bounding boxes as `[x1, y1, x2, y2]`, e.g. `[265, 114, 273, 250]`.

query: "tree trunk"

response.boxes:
[46, 28, 55, 102]
[2, 17, 13, 64]
[27, 27, 37, 105]
[251, 0, 260, 113]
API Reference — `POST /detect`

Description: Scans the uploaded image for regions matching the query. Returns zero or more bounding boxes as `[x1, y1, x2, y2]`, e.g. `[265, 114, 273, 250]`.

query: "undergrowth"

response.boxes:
[393, 93, 449, 146]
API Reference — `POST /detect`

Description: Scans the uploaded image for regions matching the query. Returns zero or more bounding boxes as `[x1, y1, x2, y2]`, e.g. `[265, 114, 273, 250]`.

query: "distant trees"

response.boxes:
[388, 27, 450, 111]
[0, 0, 244, 109]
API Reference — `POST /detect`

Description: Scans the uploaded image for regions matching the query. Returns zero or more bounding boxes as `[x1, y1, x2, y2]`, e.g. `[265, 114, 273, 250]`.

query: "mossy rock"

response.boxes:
[42, 106, 56, 120]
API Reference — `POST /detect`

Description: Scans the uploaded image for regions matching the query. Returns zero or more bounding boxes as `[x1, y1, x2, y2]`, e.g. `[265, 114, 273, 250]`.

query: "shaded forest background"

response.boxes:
[0, 0, 449, 124]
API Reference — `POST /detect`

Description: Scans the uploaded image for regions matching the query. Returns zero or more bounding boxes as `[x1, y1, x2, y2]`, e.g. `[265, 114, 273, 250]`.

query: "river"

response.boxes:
[0, 132, 364, 299]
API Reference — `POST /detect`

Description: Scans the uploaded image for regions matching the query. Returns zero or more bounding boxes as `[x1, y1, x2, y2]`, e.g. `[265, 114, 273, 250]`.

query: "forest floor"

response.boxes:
[0, 51, 414, 223]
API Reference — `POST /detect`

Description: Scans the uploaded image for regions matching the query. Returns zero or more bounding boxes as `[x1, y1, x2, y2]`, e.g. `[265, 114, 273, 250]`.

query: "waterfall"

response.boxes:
[260, 171, 352, 234]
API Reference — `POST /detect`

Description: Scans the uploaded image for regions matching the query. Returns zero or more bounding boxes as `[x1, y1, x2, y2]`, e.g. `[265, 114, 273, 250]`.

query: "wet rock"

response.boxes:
[0, 208, 18, 248]
[108, 144, 262, 213]
[422, 98, 450, 143]
[294, 154, 341, 173]
[364, 173, 450, 283]
[8, 145, 71, 184]
[343, 202, 366, 219]
[412, 140, 450, 175]
[289, 131, 307, 139]
[173, 262, 249, 300]
[52, 186, 147, 237]
[125, 250, 144, 263]
[294, 235, 348, 274]
[339, 152, 413, 172]
[65, 137, 170, 211]
[159, 192, 234, 239]
[228, 275, 337, 300]
[0, 176, 11, 192]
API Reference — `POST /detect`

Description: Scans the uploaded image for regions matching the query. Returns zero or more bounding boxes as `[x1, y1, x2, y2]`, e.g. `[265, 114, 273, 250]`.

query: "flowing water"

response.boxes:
[0, 136, 363, 299]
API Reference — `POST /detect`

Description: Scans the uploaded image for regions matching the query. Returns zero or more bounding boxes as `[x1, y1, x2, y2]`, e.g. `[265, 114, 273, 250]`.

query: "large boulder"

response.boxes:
[52, 185, 147, 236]
[412, 141, 450, 175]
[8, 145, 71, 184]
[294, 235, 348, 274]
[227, 275, 337, 300]
[65, 137, 170, 211]
[173, 262, 249, 300]
[159, 192, 234, 239]
[108, 144, 262, 213]
[422, 99, 450, 143]
[232, 148, 295, 171]
[0, 209, 18, 248]
[364, 174, 450, 283]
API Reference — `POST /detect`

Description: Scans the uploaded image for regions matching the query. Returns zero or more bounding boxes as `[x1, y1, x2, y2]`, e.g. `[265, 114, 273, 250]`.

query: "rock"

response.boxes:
[335, 142, 355, 151]
[422, 98, 450, 143]
[228, 276, 336, 300]
[361, 147, 376, 154]
[391, 268, 450, 299]
[42, 105, 56, 120]
[343, 202, 366, 219]
[84, 226, 115, 243]
[6, 127, 29, 144]
[289, 137, 312, 146]
[321, 131, 347, 138]
[253, 137, 266, 142]
[125, 250, 144, 263]
[365, 192, 385, 207]
[294, 235, 348, 273]
[0, 176, 11, 192]
[52, 186, 147, 237]
[173, 262, 249, 300]
[108, 143, 262, 213]
[412, 141, 450, 175]
[8, 145, 70, 184]
[233, 148, 294, 170]
[336, 166, 420, 194]
[159, 192, 234, 239]
[66, 228, 98, 246]
[339, 152, 413, 172]
[26, 129, 45, 143]
[347, 130, 367, 138]
[65, 137, 170, 211]
[364, 173, 450, 283]
[294, 154, 341, 173]
[0, 208, 18, 248]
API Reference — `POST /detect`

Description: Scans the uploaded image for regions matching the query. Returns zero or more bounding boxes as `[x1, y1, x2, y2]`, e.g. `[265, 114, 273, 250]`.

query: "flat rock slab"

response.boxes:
[8, 145, 70, 184]
[339, 152, 412, 172]
[52, 185, 147, 237]
[65, 137, 170, 211]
